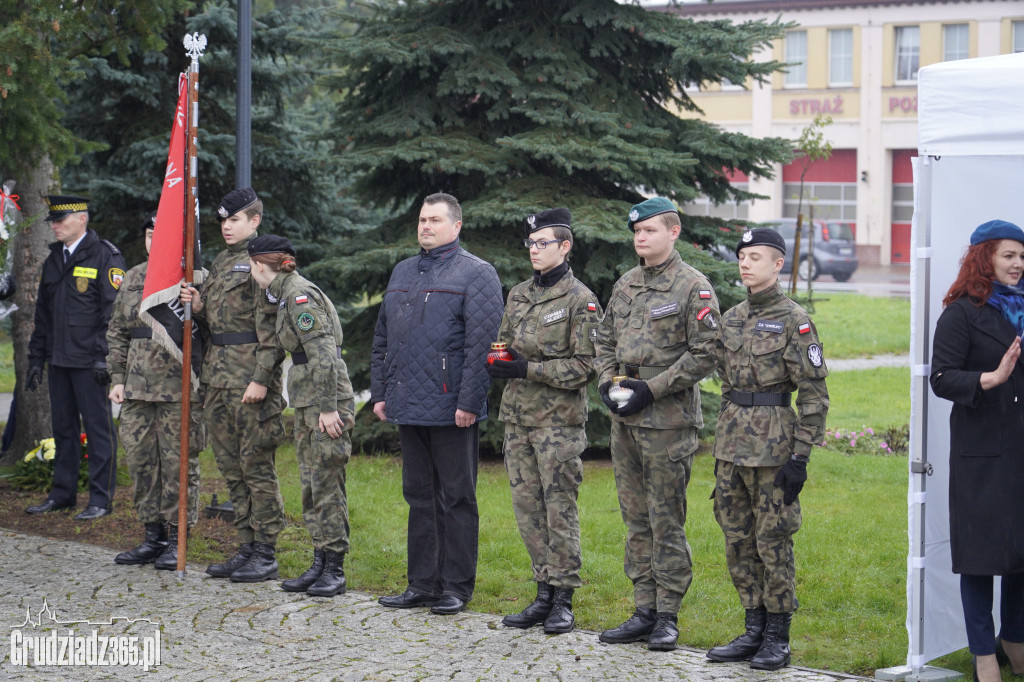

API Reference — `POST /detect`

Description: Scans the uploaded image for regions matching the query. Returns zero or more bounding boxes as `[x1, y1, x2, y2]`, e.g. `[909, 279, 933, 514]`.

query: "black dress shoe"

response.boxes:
[430, 595, 467, 615]
[378, 589, 440, 609]
[25, 499, 74, 514]
[73, 505, 111, 520]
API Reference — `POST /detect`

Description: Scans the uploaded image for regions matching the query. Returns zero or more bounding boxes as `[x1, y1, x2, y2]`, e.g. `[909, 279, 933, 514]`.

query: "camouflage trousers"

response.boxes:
[294, 406, 350, 554]
[119, 399, 203, 527]
[503, 423, 585, 589]
[205, 387, 286, 544]
[713, 459, 802, 613]
[610, 422, 697, 613]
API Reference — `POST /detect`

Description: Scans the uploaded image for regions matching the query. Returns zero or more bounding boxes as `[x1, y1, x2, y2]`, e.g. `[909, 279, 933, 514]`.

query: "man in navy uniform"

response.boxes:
[25, 195, 125, 520]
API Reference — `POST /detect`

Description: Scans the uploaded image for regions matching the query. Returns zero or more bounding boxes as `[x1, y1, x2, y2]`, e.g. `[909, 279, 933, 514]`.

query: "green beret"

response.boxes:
[627, 197, 679, 232]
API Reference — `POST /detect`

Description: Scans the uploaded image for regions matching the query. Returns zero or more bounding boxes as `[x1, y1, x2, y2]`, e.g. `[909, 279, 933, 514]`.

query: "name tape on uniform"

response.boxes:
[756, 319, 784, 333]
[542, 308, 567, 325]
[650, 302, 680, 319]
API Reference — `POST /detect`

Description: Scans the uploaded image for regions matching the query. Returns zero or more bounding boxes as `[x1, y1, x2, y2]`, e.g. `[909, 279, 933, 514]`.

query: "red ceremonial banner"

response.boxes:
[139, 73, 202, 379]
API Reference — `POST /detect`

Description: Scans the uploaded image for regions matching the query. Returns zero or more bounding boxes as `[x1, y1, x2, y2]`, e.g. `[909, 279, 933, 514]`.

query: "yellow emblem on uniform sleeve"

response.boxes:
[109, 268, 125, 290]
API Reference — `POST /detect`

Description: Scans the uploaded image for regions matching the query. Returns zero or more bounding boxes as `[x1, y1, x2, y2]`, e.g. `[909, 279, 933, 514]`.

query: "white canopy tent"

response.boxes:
[906, 51, 1024, 672]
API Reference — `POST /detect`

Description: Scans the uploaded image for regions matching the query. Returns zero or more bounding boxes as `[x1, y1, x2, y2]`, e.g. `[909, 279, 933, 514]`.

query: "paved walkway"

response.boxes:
[828, 354, 910, 372]
[0, 530, 874, 681]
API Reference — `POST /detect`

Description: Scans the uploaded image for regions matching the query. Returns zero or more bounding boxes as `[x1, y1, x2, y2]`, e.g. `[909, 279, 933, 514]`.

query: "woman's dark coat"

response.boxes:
[930, 296, 1024, 575]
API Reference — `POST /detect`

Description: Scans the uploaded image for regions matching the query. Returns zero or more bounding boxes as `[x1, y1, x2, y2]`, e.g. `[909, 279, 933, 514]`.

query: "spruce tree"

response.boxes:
[315, 0, 794, 455]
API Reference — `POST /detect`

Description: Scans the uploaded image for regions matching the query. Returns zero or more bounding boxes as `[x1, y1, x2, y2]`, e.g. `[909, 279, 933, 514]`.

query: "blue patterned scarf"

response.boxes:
[986, 281, 1024, 336]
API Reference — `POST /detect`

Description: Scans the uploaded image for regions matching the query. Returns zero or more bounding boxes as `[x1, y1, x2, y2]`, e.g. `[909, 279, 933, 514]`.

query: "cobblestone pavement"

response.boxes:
[0, 530, 876, 681]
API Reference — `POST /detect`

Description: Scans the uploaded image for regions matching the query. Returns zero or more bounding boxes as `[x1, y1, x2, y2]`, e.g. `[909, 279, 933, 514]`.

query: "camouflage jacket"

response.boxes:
[594, 250, 720, 429]
[195, 234, 284, 404]
[496, 268, 602, 427]
[713, 281, 829, 464]
[106, 262, 203, 402]
[268, 271, 355, 424]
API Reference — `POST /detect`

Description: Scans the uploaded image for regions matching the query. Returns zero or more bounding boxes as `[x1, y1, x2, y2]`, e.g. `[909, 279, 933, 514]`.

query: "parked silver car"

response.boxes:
[714, 218, 859, 282]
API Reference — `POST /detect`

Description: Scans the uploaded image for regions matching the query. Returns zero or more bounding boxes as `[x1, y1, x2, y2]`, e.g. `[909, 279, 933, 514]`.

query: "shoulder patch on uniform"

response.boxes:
[279, 299, 286, 309]
[755, 319, 784, 333]
[542, 308, 567, 326]
[587, 302, 597, 312]
[697, 306, 711, 320]
[807, 343, 823, 367]
[699, 289, 711, 299]
[108, 267, 124, 290]
[265, 289, 278, 304]
[101, 239, 121, 255]
[651, 301, 680, 319]
[798, 322, 811, 335]
[232, 263, 251, 272]
[296, 311, 316, 331]
[295, 295, 308, 305]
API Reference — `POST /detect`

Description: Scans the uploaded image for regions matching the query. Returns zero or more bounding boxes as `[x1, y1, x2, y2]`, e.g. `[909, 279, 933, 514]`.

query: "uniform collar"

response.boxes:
[638, 250, 681, 287]
[533, 261, 569, 288]
[229, 231, 258, 254]
[748, 281, 786, 310]
[268, 269, 294, 300]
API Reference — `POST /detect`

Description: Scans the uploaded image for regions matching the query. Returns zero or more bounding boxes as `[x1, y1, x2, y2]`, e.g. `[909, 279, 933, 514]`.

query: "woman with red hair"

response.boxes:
[931, 219, 1024, 682]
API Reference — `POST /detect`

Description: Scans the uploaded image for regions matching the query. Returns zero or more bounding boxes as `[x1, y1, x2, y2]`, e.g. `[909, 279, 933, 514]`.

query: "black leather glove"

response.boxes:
[599, 381, 619, 414]
[92, 360, 110, 386]
[26, 365, 43, 392]
[616, 379, 654, 417]
[487, 348, 528, 379]
[774, 456, 809, 505]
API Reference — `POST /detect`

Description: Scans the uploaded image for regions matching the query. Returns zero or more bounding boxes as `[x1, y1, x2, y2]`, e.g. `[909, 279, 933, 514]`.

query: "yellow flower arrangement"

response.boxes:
[23, 438, 56, 463]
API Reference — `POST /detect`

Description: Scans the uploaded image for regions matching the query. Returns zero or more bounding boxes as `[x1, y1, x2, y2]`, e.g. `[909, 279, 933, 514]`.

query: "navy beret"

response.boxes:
[44, 195, 90, 222]
[247, 234, 296, 257]
[141, 211, 157, 232]
[217, 187, 258, 220]
[627, 197, 679, 232]
[736, 228, 786, 257]
[969, 219, 1024, 246]
[526, 207, 571, 234]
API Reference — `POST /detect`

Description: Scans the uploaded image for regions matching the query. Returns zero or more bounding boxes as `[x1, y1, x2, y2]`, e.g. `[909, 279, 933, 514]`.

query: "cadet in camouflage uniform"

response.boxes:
[706, 228, 828, 670]
[109, 213, 204, 570]
[488, 208, 602, 635]
[180, 188, 286, 582]
[248, 234, 355, 598]
[594, 197, 720, 652]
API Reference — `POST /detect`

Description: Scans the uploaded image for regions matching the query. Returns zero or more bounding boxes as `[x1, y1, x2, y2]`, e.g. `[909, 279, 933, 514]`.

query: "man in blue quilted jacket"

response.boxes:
[371, 192, 503, 615]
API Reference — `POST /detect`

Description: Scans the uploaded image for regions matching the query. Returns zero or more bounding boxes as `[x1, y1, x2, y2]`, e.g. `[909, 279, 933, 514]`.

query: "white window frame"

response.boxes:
[894, 26, 920, 84]
[942, 24, 969, 62]
[785, 30, 807, 89]
[829, 28, 854, 87]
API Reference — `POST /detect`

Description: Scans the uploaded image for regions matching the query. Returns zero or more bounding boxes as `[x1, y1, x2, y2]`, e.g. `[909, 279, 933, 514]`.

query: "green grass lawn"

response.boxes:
[810, 293, 910, 358]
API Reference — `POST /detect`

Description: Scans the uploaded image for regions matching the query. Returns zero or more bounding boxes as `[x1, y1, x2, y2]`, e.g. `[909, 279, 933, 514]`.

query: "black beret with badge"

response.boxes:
[735, 227, 786, 257]
[44, 195, 90, 222]
[247, 233, 296, 257]
[526, 207, 572, 234]
[216, 187, 258, 220]
[141, 211, 157, 232]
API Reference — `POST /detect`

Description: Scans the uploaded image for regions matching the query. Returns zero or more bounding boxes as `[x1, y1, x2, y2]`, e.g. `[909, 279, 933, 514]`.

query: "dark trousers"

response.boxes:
[961, 573, 1024, 655]
[47, 366, 117, 509]
[398, 423, 480, 601]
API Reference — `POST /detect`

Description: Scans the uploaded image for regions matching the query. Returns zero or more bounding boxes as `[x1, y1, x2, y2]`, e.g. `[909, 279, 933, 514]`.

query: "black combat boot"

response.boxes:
[749, 611, 793, 670]
[206, 543, 254, 578]
[648, 612, 679, 651]
[306, 550, 346, 597]
[114, 523, 167, 565]
[502, 582, 553, 628]
[598, 608, 657, 644]
[543, 588, 575, 634]
[281, 548, 325, 593]
[154, 525, 180, 571]
[230, 542, 279, 582]
[707, 606, 767, 662]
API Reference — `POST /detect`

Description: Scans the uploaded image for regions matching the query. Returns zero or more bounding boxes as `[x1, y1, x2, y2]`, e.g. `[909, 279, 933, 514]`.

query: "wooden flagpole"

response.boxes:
[177, 33, 206, 577]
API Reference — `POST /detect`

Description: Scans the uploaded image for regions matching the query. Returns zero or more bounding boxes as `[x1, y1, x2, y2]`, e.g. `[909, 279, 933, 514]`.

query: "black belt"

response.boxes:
[130, 327, 152, 339]
[620, 363, 670, 380]
[211, 331, 258, 346]
[724, 390, 792, 407]
[292, 347, 342, 365]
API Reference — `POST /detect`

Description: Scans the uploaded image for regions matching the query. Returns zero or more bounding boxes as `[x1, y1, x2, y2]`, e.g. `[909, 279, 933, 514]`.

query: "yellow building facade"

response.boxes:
[671, 0, 1024, 265]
